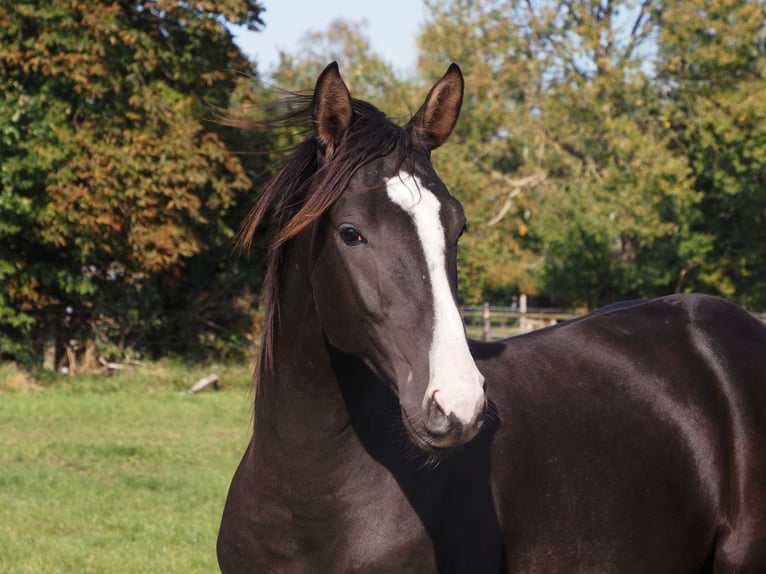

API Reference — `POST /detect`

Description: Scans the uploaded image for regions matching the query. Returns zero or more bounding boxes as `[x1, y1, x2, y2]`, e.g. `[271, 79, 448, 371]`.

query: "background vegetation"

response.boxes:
[2, 0, 765, 369]
[0, 0, 270, 368]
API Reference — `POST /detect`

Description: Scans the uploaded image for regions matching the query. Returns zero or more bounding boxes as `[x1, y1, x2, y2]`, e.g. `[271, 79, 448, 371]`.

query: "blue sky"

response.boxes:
[231, 0, 425, 74]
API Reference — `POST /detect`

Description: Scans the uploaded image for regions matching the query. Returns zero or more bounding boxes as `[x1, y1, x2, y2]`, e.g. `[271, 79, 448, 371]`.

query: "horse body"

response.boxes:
[481, 293, 766, 572]
[218, 63, 766, 573]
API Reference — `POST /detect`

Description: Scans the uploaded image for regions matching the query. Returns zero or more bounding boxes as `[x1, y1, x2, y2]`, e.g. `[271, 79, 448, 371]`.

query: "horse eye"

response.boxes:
[339, 225, 365, 246]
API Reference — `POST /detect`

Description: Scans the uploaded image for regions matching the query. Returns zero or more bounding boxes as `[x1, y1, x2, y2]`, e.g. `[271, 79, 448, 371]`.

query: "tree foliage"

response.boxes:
[4, 0, 766, 369]
[656, 0, 766, 307]
[416, 0, 765, 309]
[0, 0, 267, 366]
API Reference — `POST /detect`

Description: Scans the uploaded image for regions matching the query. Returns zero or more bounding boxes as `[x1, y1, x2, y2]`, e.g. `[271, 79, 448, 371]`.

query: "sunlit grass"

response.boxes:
[0, 362, 254, 573]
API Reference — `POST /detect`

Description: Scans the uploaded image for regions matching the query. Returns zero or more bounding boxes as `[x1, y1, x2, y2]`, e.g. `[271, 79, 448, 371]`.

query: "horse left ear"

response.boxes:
[312, 62, 353, 158]
[408, 63, 464, 151]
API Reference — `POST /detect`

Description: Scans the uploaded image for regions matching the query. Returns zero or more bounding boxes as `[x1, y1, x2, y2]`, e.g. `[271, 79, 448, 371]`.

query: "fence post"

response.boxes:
[482, 302, 491, 342]
[519, 293, 530, 333]
[43, 322, 57, 371]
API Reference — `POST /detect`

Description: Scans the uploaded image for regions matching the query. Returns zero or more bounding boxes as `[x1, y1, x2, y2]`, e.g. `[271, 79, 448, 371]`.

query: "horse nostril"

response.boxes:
[425, 391, 451, 436]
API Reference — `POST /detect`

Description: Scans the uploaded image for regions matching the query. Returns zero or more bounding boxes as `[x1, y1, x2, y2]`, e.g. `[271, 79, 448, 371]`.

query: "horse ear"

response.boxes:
[312, 62, 353, 158]
[408, 63, 464, 151]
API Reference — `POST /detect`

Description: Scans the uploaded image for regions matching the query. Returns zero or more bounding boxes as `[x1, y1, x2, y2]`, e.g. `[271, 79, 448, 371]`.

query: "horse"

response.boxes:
[217, 62, 766, 573]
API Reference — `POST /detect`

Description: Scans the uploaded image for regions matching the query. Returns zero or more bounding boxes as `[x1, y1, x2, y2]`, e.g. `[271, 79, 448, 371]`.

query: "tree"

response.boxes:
[0, 0, 267, 366]
[418, 0, 546, 303]
[418, 0, 709, 308]
[655, 0, 766, 308]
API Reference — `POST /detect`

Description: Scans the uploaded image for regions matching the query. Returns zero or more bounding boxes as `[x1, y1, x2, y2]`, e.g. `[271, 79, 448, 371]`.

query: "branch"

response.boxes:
[675, 261, 699, 293]
[542, 127, 603, 180]
[486, 191, 522, 227]
[472, 156, 546, 227]
[625, 0, 653, 61]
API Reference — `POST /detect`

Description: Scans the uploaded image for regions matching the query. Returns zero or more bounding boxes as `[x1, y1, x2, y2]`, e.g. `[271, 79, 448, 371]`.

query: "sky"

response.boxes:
[230, 0, 425, 75]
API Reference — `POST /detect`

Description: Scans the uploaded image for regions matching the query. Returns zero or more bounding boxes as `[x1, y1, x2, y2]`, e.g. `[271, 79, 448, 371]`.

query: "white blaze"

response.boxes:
[385, 172, 485, 424]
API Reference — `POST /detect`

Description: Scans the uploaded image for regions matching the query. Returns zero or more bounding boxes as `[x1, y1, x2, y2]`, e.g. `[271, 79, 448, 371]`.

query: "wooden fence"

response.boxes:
[460, 296, 579, 342]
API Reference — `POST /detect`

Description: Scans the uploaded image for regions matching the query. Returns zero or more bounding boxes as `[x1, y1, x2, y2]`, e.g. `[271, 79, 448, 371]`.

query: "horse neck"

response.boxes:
[253, 234, 353, 460]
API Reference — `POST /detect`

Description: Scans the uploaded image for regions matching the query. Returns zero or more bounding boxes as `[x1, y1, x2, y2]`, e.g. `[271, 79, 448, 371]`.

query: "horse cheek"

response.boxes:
[310, 250, 378, 355]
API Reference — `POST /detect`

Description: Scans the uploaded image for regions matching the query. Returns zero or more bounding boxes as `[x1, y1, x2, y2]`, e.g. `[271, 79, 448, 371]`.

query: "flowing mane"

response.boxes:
[238, 94, 415, 387]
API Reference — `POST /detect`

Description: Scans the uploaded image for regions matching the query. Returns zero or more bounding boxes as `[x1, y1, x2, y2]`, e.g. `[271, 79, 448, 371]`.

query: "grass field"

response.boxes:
[0, 362, 254, 574]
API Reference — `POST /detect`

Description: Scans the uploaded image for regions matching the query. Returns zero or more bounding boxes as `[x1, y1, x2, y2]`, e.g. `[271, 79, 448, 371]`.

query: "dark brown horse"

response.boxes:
[217, 62, 766, 573]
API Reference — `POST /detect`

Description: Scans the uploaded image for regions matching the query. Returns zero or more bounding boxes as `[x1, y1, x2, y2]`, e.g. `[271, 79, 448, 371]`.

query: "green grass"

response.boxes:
[0, 362, 254, 573]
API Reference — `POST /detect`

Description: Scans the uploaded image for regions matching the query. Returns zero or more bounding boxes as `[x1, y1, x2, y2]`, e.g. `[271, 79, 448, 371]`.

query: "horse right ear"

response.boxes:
[312, 62, 353, 158]
[408, 63, 464, 151]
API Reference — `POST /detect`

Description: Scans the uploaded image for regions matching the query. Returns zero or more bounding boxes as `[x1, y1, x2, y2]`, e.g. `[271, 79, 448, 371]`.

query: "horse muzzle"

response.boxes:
[406, 373, 487, 451]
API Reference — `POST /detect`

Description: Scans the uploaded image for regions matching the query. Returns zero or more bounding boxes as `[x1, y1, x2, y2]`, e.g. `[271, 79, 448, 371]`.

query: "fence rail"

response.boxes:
[461, 301, 766, 342]
[460, 302, 580, 341]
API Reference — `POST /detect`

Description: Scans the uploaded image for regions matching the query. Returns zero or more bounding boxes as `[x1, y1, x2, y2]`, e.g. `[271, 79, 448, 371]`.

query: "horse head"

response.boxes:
[306, 63, 486, 451]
